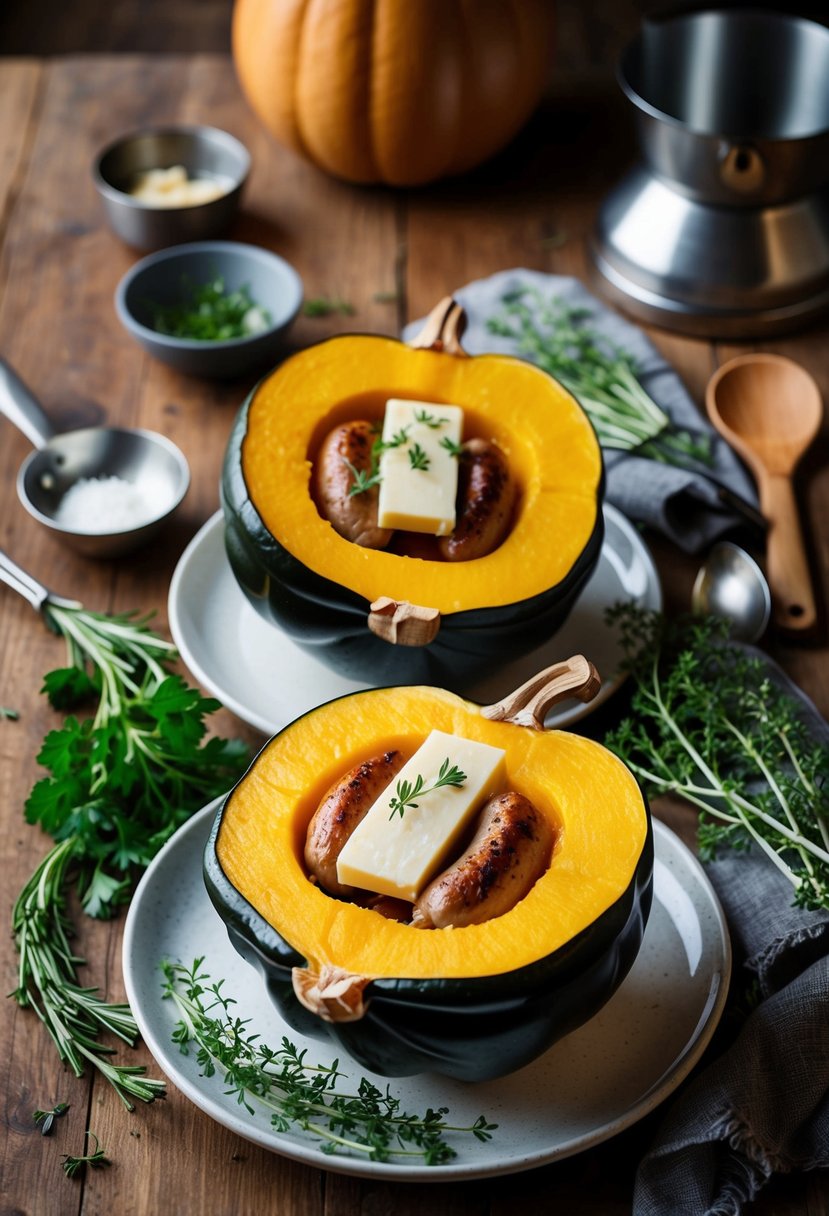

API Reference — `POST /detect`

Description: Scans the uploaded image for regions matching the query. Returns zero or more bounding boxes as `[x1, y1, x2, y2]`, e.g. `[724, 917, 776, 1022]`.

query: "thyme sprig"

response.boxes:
[488, 289, 713, 467]
[606, 607, 829, 909]
[343, 426, 410, 497]
[407, 443, 430, 472]
[388, 759, 467, 820]
[162, 959, 496, 1164]
[61, 1132, 111, 1178]
[414, 409, 448, 429]
[439, 436, 464, 459]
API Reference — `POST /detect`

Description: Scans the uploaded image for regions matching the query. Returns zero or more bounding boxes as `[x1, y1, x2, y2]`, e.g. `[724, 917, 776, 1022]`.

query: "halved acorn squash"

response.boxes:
[221, 298, 604, 685]
[204, 662, 653, 1082]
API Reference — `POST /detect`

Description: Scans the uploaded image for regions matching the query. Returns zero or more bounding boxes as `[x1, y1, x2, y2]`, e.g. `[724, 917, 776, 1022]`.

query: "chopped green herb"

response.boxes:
[377, 427, 411, 451]
[303, 297, 355, 317]
[163, 958, 496, 1163]
[408, 443, 431, 472]
[148, 275, 270, 341]
[413, 409, 448, 429]
[1, 706, 18, 720]
[388, 758, 467, 820]
[372, 290, 400, 304]
[439, 436, 464, 458]
[62, 1132, 110, 1179]
[33, 1102, 70, 1136]
[343, 456, 382, 498]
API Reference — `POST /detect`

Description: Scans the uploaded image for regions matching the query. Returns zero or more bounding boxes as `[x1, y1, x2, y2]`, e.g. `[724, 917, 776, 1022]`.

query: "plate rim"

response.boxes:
[123, 803, 730, 1183]
[168, 504, 662, 737]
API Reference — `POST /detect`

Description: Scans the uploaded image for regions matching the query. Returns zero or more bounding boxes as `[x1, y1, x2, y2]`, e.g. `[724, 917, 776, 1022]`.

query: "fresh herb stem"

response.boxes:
[1, 705, 19, 719]
[163, 959, 496, 1164]
[303, 297, 355, 317]
[33, 1102, 70, 1136]
[388, 759, 467, 820]
[488, 290, 713, 467]
[62, 1132, 111, 1178]
[12, 600, 250, 1108]
[606, 607, 829, 908]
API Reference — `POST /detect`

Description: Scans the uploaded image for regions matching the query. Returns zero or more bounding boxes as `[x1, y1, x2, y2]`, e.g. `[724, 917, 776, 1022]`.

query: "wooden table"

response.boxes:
[1, 54, 827, 1216]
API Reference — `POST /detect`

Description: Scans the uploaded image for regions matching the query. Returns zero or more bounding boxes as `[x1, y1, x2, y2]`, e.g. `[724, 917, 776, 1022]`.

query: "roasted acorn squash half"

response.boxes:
[204, 661, 653, 1082]
[221, 298, 604, 686]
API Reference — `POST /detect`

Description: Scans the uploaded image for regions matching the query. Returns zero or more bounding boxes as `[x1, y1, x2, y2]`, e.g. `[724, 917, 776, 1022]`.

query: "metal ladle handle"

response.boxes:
[0, 549, 79, 611]
[0, 357, 56, 449]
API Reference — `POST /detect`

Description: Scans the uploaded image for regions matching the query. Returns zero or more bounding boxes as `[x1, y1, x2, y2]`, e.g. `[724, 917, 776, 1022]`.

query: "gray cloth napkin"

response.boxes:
[403, 270, 758, 553]
[634, 658, 829, 1216]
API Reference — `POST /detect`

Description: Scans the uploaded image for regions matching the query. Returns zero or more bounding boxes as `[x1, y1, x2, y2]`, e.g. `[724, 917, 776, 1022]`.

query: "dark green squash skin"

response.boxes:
[203, 697, 654, 1083]
[221, 384, 606, 688]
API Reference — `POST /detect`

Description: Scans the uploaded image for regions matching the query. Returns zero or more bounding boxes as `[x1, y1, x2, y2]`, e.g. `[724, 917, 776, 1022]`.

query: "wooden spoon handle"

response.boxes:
[761, 475, 817, 631]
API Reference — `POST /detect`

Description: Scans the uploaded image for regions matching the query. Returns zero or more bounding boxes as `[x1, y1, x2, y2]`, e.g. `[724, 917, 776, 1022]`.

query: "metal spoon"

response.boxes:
[706, 354, 822, 631]
[0, 357, 190, 558]
[692, 541, 771, 643]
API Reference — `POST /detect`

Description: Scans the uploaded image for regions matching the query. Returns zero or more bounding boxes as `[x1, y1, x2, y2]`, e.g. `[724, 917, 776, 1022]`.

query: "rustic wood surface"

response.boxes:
[1, 52, 828, 1216]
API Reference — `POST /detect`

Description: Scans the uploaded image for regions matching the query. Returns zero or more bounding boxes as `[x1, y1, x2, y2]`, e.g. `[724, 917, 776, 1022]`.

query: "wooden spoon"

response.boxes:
[706, 354, 822, 631]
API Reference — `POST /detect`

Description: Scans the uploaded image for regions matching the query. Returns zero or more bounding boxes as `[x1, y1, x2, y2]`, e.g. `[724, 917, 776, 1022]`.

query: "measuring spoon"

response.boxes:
[705, 353, 822, 631]
[0, 358, 189, 558]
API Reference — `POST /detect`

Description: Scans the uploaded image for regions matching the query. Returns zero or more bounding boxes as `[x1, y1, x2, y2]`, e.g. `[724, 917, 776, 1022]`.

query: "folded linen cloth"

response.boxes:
[634, 660, 829, 1216]
[403, 269, 759, 553]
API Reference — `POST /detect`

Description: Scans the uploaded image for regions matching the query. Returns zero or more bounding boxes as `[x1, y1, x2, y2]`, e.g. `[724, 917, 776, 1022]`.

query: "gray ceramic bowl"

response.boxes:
[93, 126, 250, 251]
[115, 241, 304, 379]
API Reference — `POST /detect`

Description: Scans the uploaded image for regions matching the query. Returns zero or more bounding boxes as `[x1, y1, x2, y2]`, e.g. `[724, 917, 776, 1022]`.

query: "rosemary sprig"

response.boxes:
[12, 601, 249, 1108]
[62, 1132, 111, 1179]
[407, 443, 430, 472]
[388, 759, 467, 820]
[488, 289, 713, 467]
[163, 959, 496, 1164]
[33, 1102, 70, 1136]
[606, 606, 829, 909]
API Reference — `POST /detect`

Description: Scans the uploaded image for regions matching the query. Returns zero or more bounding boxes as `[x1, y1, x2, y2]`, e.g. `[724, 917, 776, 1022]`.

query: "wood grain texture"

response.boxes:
[0, 50, 827, 1216]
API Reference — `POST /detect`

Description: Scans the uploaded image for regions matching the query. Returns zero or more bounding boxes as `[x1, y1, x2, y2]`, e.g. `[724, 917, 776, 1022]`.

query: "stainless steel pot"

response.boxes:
[592, 9, 829, 337]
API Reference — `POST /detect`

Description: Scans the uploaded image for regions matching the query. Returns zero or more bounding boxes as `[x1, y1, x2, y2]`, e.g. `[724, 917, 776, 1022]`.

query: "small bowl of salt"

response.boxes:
[0, 356, 190, 558]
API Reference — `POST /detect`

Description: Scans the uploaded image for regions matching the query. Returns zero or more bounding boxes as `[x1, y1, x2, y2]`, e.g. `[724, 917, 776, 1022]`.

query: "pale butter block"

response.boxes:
[376, 399, 462, 535]
[336, 729, 506, 901]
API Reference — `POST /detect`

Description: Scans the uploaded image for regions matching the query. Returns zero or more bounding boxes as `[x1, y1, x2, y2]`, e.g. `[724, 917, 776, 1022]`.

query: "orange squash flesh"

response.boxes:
[216, 685, 649, 981]
[241, 335, 602, 615]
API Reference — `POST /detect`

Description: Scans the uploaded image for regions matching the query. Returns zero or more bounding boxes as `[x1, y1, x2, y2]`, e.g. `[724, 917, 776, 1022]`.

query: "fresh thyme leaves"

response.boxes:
[33, 1102, 70, 1136]
[13, 601, 250, 1109]
[605, 606, 829, 909]
[303, 297, 355, 317]
[148, 276, 270, 341]
[343, 456, 382, 498]
[388, 759, 467, 820]
[439, 436, 463, 458]
[163, 959, 496, 1163]
[487, 289, 713, 468]
[379, 427, 411, 451]
[408, 443, 431, 472]
[61, 1132, 111, 1179]
[413, 409, 448, 429]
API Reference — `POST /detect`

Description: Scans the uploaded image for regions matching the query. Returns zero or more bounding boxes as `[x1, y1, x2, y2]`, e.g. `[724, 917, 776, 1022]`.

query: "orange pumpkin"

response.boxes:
[232, 0, 556, 186]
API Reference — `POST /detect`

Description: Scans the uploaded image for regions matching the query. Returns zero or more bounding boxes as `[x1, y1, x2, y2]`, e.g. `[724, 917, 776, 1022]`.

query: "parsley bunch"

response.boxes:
[12, 601, 250, 1108]
[163, 959, 496, 1164]
[606, 607, 829, 909]
[487, 289, 712, 467]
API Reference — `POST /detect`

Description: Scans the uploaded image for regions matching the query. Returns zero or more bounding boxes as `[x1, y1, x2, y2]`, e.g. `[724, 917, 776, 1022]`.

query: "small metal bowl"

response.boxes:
[93, 125, 250, 251]
[115, 240, 303, 379]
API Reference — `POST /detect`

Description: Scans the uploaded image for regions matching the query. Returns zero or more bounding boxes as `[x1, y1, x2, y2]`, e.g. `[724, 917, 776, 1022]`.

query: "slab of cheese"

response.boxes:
[376, 399, 463, 535]
[335, 729, 506, 901]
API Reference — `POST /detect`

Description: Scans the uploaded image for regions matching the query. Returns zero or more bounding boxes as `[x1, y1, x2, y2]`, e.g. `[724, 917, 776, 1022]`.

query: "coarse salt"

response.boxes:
[55, 476, 154, 533]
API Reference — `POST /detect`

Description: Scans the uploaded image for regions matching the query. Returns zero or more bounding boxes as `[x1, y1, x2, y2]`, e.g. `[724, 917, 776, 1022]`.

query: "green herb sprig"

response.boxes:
[606, 606, 829, 908]
[33, 1102, 70, 1136]
[303, 297, 355, 318]
[413, 409, 448, 429]
[407, 443, 431, 472]
[12, 601, 250, 1108]
[149, 276, 270, 341]
[343, 428, 410, 497]
[1, 705, 18, 719]
[163, 959, 496, 1164]
[62, 1132, 111, 1179]
[488, 289, 712, 467]
[439, 436, 463, 459]
[388, 759, 467, 820]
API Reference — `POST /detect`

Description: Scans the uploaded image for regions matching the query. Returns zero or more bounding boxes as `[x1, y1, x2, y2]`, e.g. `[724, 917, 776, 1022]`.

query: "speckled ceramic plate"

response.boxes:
[123, 803, 730, 1181]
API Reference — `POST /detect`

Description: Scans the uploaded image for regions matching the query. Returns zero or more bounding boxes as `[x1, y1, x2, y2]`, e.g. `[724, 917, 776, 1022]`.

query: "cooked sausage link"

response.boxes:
[412, 792, 554, 928]
[438, 438, 516, 562]
[305, 751, 405, 897]
[313, 420, 393, 549]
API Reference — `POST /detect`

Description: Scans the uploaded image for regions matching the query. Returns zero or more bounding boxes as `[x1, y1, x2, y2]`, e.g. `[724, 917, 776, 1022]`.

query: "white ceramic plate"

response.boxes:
[123, 803, 730, 1182]
[168, 505, 661, 735]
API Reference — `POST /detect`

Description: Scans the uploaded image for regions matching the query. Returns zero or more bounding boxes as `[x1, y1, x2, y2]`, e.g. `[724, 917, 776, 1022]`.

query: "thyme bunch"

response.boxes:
[163, 959, 496, 1164]
[606, 607, 829, 909]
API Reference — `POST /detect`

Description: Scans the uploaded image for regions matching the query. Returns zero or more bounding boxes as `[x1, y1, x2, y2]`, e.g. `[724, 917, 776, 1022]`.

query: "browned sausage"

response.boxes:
[412, 791, 554, 928]
[438, 439, 516, 562]
[313, 420, 393, 549]
[305, 751, 405, 897]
